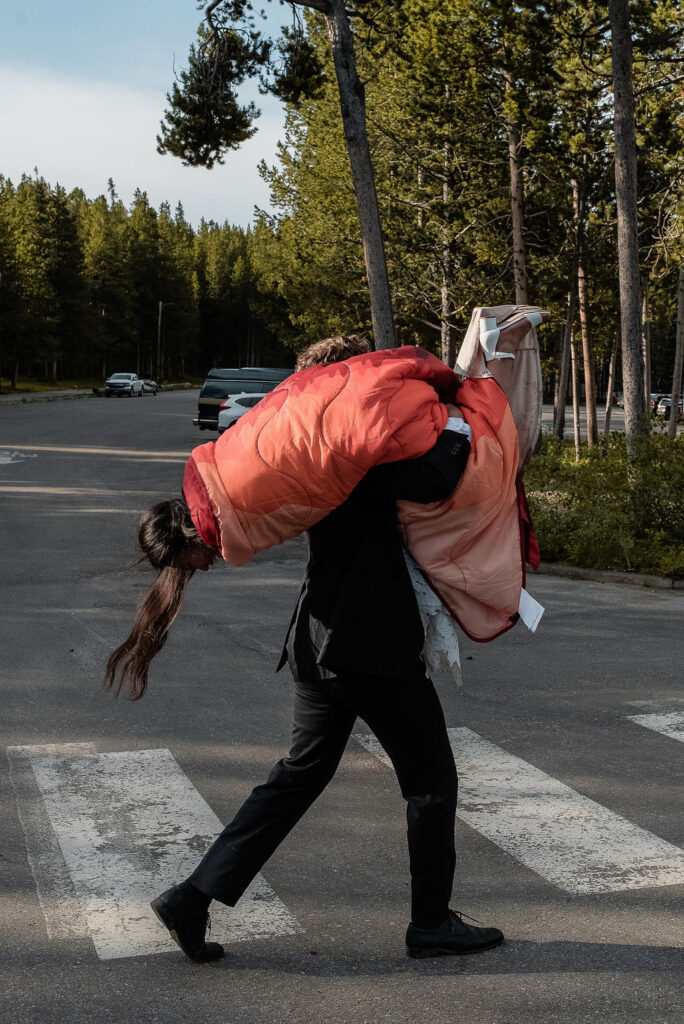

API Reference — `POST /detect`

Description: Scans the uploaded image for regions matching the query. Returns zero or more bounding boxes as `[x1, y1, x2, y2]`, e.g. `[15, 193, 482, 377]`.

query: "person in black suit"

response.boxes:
[140, 336, 504, 962]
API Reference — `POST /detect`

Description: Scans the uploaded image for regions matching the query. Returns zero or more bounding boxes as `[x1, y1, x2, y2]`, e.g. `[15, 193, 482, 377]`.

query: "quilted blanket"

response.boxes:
[399, 377, 525, 642]
[184, 346, 455, 562]
[183, 345, 531, 642]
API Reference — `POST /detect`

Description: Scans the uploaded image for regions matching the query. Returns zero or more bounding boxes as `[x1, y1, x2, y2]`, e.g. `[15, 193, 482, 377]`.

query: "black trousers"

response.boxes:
[189, 670, 458, 928]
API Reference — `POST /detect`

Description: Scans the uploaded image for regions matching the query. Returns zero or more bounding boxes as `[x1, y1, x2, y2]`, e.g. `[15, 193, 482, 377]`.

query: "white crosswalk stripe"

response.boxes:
[626, 711, 684, 744]
[8, 744, 300, 960]
[355, 727, 684, 895]
[8, 743, 96, 941]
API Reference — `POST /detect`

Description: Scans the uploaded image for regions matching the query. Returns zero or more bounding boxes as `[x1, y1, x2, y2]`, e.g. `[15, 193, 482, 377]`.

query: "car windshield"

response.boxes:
[110, 374, 133, 380]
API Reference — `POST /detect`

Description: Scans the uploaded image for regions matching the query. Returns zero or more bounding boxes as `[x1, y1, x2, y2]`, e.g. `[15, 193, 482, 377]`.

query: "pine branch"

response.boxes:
[287, 0, 332, 14]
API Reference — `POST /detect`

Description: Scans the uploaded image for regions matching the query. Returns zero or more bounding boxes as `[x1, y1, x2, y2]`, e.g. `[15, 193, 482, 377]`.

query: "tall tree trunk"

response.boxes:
[323, 0, 396, 349]
[505, 72, 528, 305]
[604, 330, 619, 435]
[570, 321, 581, 459]
[440, 274, 451, 365]
[609, 0, 645, 440]
[572, 179, 598, 446]
[441, 122, 452, 365]
[668, 266, 684, 438]
[641, 281, 651, 413]
[554, 286, 576, 438]
[553, 325, 564, 424]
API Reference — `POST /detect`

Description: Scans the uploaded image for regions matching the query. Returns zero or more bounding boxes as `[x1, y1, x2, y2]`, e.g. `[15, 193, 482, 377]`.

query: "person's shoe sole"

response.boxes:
[406, 935, 504, 959]
[150, 897, 225, 963]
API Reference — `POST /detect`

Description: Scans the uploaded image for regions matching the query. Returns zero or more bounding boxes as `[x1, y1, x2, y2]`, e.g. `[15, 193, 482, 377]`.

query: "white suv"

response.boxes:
[217, 393, 265, 434]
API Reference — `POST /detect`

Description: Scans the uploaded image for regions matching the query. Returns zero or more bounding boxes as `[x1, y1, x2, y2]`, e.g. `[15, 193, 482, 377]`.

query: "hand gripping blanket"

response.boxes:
[183, 345, 536, 643]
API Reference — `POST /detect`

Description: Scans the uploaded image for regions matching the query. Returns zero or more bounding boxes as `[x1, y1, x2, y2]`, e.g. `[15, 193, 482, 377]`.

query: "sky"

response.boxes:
[0, 0, 292, 227]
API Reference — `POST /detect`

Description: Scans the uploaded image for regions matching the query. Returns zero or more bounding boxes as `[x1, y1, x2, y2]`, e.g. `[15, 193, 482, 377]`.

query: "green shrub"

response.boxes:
[525, 433, 684, 578]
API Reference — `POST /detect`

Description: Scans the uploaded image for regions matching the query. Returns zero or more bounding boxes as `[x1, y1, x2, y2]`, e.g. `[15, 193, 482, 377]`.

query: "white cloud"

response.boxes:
[0, 63, 286, 227]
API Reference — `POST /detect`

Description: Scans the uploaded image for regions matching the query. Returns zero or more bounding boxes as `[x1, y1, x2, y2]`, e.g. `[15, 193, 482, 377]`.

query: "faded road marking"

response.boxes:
[0, 486, 167, 496]
[355, 728, 684, 895]
[9, 745, 300, 960]
[0, 443, 189, 457]
[0, 449, 39, 465]
[626, 711, 684, 744]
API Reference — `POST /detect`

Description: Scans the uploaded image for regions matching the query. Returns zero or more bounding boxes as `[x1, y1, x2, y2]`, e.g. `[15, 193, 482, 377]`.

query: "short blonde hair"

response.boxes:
[295, 334, 372, 371]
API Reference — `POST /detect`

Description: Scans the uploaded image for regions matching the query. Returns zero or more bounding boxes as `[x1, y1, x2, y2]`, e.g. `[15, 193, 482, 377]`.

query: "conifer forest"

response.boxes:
[1, 0, 682, 424]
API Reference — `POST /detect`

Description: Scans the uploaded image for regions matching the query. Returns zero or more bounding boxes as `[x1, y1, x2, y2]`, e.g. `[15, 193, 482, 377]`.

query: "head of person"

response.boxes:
[295, 333, 371, 371]
[104, 496, 218, 701]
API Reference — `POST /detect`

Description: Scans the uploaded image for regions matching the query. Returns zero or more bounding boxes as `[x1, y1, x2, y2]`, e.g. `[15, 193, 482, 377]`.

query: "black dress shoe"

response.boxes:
[151, 884, 224, 963]
[406, 909, 504, 959]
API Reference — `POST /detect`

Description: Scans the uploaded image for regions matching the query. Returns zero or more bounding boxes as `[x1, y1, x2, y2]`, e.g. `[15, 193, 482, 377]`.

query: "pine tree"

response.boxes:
[80, 187, 136, 379]
[159, 0, 397, 347]
[0, 178, 24, 388]
[128, 190, 162, 376]
[8, 174, 83, 382]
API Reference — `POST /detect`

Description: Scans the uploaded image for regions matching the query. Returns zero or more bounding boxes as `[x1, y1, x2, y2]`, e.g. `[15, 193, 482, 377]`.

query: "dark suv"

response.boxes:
[193, 367, 293, 431]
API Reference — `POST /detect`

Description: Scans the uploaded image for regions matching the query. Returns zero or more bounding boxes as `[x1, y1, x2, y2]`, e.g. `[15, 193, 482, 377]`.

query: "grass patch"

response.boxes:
[0, 378, 100, 393]
[1, 377, 203, 394]
[526, 433, 684, 578]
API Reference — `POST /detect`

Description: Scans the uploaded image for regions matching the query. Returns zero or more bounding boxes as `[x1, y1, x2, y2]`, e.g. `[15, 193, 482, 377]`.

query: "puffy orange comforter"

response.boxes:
[183, 346, 536, 642]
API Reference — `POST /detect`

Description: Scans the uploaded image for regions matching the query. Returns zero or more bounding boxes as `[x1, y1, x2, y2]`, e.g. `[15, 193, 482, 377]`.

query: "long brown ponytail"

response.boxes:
[105, 496, 203, 700]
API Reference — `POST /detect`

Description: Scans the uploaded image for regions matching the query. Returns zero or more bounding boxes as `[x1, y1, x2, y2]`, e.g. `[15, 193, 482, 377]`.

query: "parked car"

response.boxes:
[615, 393, 624, 408]
[217, 393, 265, 434]
[141, 378, 158, 395]
[650, 393, 668, 414]
[104, 373, 143, 397]
[656, 396, 683, 420]
[194, 367, 292, 431]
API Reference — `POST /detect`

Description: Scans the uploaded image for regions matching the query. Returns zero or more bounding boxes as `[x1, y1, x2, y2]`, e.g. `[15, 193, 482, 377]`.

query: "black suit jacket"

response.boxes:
[278, 429, 470, 681]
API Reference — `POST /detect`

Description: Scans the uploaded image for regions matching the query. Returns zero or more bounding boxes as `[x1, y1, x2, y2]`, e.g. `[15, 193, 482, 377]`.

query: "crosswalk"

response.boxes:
[7, 704, 683, 960]
[626, 710, 684, 744]
[355, 725, 684, 895]
[8, 743, 300, 960]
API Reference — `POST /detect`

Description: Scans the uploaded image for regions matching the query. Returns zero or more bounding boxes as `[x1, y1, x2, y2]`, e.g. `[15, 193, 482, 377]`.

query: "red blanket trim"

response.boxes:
[183, 455, 221, 551]
[517, 479, 541, 571]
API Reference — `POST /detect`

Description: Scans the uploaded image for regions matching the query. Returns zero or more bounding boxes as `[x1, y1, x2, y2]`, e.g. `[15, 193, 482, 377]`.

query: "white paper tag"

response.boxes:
[519, 588, 544, 633]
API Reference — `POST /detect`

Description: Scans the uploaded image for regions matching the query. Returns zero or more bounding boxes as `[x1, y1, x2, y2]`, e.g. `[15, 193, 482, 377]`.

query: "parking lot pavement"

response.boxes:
[1, 391, 682, 1024]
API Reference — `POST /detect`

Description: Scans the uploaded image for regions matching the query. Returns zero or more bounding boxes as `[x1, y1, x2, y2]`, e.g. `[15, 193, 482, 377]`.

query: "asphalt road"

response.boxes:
[541, 402, 626, 437]
[1, 391, 682, 1024]
[540, 403, 682, 437]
